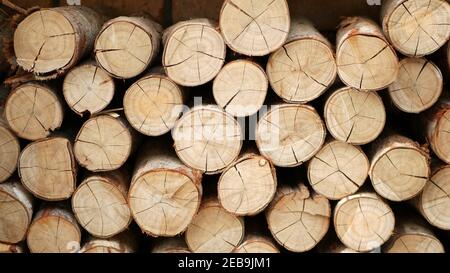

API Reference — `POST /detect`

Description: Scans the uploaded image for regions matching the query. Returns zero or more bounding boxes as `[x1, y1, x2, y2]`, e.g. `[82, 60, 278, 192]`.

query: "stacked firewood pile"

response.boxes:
[0, 0, 449, 253]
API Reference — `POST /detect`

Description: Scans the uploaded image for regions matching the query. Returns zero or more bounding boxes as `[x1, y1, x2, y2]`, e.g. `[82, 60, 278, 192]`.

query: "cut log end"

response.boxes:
[0, 126, 20, 183]
[308, 140, 369, 200]
[389, 58, 443, 113]
[152, 237, 191, 253]
[74, 114, 133, 172]
[5, 83, 63, 141]
[129, 170, 201, 237]
[0, 180, 33, 244]
[233, 236, 280, 253]
[185, 200, 244, 253]
[266, 184, 331, 252]
[163, 20, 225, 86]
[218, 153, 277, 216]
[172, 105, 243, 174]
[27, 207, 81, 253]
[80, 232, 137, 253]
[370, 135, 430, 202]
[63, 62, 115, 116]
[14, 10, 76, 74]
[213, 60, 268, 117]
[432, 107, 450, 164]
[418, 166, 450, 230]
[336, 18, 398, 91]
[95, 17, 161, 79]
[267, 32, 336, 103]
[19, 137, 76, 201]
[334, 193, 395, 252]
[324, 87, 386, 145]
[219, 0, 290, 56]
[384, 234, 444, 253]
[256, 104, 326, 167]
[72, 172, 131, 238]
[124, 73, 184, 136]
[382, 0, 450, 57]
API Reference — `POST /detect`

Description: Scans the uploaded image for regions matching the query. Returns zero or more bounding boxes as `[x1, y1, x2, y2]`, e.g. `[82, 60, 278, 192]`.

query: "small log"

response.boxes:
[388, 58, 443, 113]
[266, 183, 330, 252]
[95, 16, 162, 79]
[18, 136, 76, 201]
[324, 87, 386, 145]
[383, 214, 445, 253]
[0, 179, 33, 244]
[413, 164, 450, 230]
[0, 242, 24, 253]
[218, 151, 276, 216]
[27, 204, 81, 253]
[255, 104, 326, 167]
[336, 17, 398, 90]
[233, 235, 279, 253]
[334, 192, 395, 252]
[152, 237, 191, 253]
[128, 141, 202, 237]
[422, 98, 450, 164]
[185, 199, 244, 253]
[4, 82, 64, 141]
[307, 140, 369, 200]
[0, 102, 20, 183]
[381, 0, 450, 57]
[74, 112, 137, 172]
[79, 232, 137, 253]
[62, 61, 115, 116]
[266, 19, 337, 103]
[72, 170, 131, 238]
[172, 104, 243, 174]
[162, 19, 225, 87]
[219, 0, 290, 56]
[213, 59, 268, 117]
[13, 6, 104, 79]
[369, 134, 430, 202]
[123, 68, 185, 136]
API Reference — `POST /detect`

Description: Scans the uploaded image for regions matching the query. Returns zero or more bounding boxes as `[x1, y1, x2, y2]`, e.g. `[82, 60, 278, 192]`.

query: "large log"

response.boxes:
[219, 0, 290, 56]
[255, 104, 326, 167]
[383, 213, 445, 253]
[307, 140, 369, 200]
[172, 104, 243, 174]
[369, 134, 430, 202]
[18, 136, 76, 201]
[185, 199, 244, 253]
[324, 87, 386, 145]
[27, 204, 81, 253]
[388, 58, 443, 113]
[94, 16, 162, 79]
[381, 0, 450, 57]
[13, 6, 104, 79]
[0, 90, 20, 183]
[213, 59, 268, 117]
[123, 68, 186, 136]
[336, 17, 398, 91]
[162, 19, 225, 87]
[266, 19, 337, 103]
[413, 164, 450, 230]
[72, 170, 131, 238]
[422, 98, 450, 164]
[74, 112, 137, 172]
[4, 82, 64, 141]
[334, 192, 395, 252]
[0, 179, 33, 244]
[128, 141, 202, 237]
[266, 183, 330, 252]
[217, 151, 277, 216]
[62, 61, 115, 116]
